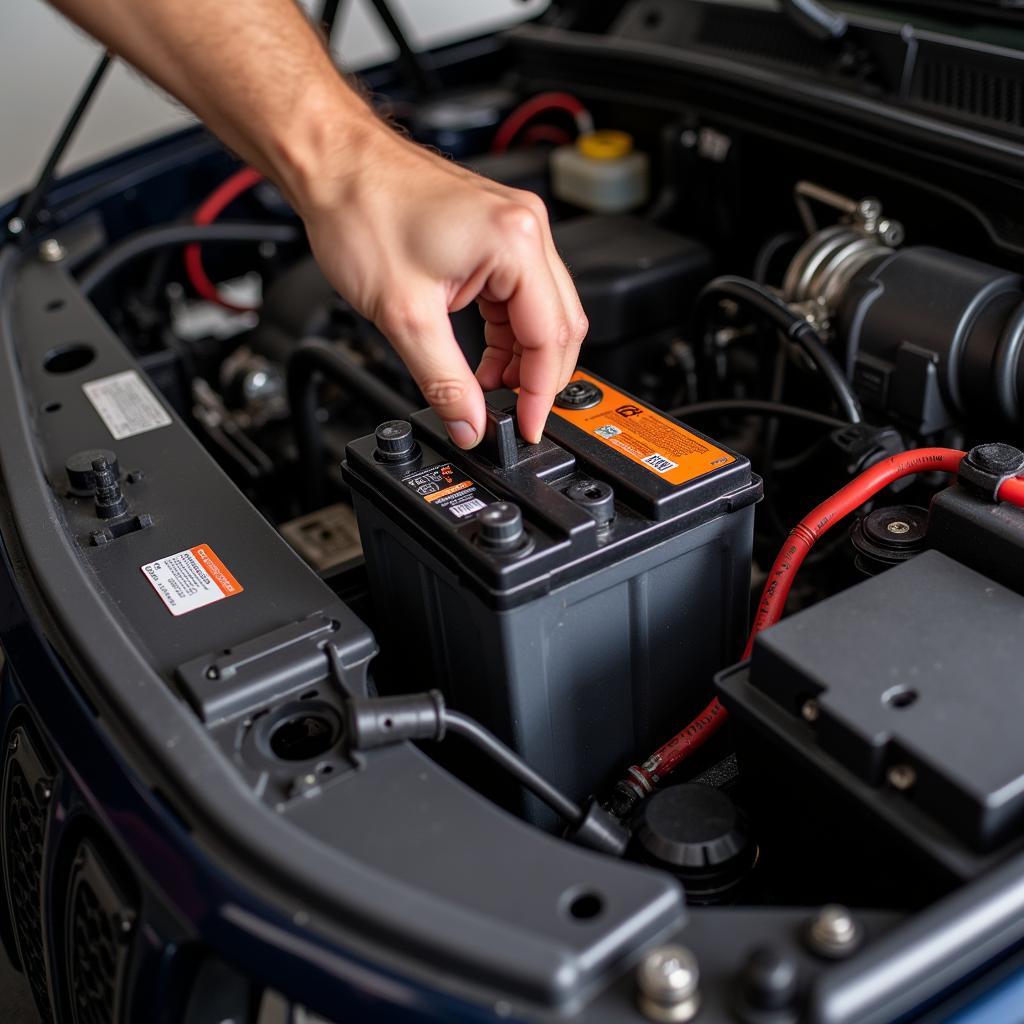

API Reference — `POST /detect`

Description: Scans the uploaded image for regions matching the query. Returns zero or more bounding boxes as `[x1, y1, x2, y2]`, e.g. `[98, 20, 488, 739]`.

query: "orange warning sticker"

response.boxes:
[425, 479, 473, 503]
[550, 371, 735, 486]
[141, 544, 243, 616]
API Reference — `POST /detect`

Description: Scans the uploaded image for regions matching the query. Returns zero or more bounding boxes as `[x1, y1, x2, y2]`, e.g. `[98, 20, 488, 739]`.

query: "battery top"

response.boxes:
[343, 369, 761, 606]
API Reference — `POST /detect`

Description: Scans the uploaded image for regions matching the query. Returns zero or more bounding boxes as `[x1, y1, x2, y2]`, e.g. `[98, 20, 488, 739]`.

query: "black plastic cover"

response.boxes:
[552, 214, 713, 346]
[742, 551, 1024, 852]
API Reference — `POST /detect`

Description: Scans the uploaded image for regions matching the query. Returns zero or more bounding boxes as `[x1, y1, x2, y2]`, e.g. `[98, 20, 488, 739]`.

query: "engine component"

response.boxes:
[927, 445, 1024, 595]
[551, 130, 650, 213]
[635, 783, 754, 903]
[554, 215, 712, 349]
[784, 184, 1024, 430]
[344, 370, 760, 819]
[719, 550, 1024, 873]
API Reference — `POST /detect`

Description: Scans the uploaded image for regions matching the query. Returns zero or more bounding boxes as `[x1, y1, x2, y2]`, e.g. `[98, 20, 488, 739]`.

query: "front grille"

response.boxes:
[2, 726, 55, 1023]
[64, 838, 135, 1024]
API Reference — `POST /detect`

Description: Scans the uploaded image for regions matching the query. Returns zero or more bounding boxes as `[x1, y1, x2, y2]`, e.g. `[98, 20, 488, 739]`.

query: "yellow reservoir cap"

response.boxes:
[576, 130, 634, 161]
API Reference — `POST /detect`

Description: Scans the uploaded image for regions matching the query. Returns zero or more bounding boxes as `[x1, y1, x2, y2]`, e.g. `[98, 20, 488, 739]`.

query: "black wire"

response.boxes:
[78, 222, 301, 295]
[12, 54, 113, 235]
[444, 710, 583, 825]
[694, 275, 862, 424]
[367, 0, 440, 96]
[669, 399, 850, 429]
[286, 337, 417, 510]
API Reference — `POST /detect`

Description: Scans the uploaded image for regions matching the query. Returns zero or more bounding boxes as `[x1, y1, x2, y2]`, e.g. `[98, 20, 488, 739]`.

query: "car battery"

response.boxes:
[343, 370, 761, 819]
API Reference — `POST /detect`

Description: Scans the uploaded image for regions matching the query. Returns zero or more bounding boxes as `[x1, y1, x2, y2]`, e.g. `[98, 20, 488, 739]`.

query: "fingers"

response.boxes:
[380, 291, 486, 449]
[478, 198, 587, 442]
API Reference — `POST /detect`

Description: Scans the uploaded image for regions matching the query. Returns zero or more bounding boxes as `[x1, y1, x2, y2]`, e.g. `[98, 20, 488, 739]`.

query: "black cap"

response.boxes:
[566, 478, 615, 526]
[850, 505, 928, 575]
[555, 379, 603, 410]
[477, 501, 525, 550]
[66, 448, 119, 494]
[374, 420, 417, 462]
[740, 946, 798, 1013]
[637, 784, 753, 903]
[959, 442, 1024, 501]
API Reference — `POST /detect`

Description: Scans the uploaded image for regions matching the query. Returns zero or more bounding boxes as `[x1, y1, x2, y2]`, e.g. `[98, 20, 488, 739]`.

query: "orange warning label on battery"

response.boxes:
[424, 479, 473, 502]
[550, 371, 735, 486]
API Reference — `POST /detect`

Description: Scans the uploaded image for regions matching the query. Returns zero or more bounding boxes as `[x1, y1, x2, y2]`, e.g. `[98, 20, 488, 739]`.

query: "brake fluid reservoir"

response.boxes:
[551, 130, 650, 213]
[343, 371, 760, 822]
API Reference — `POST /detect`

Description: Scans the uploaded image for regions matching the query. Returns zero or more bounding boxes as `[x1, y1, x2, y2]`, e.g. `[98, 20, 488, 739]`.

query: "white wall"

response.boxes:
[0, 0, 547, 202]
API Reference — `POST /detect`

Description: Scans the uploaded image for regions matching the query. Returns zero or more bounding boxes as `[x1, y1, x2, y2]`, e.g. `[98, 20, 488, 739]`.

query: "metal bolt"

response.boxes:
[38, 238, 66, 263]
[807, 904, 862, 959]
[801, 699, 820, 722]
[856, 197, 883, 222]
[888, 763, 917, 790]
[636, 945, 700, 1022]
[877, 218, 905, 247]
[7, 217, 25, 236]
[886, 520, 911, 535]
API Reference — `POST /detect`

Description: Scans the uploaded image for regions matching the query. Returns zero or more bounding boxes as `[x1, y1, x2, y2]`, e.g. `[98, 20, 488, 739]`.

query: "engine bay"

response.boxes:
[6, 1, 1024, 1021]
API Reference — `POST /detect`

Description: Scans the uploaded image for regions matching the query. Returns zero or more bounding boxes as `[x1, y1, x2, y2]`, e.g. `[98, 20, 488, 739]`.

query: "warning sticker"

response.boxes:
[551, 371, 735, 486]
[402, 462, 496, 523]
[83, 370, 172, 440]
[141, 544, 243, 616]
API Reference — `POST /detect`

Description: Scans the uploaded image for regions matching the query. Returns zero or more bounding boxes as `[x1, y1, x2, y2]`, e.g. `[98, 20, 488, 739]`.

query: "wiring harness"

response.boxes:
[608, 447, 1024, 815]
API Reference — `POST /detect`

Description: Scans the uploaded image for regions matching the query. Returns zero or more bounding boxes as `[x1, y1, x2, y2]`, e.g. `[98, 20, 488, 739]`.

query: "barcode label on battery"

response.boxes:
[450, 497, 486, 518]
[641, 453, 678, 473]
[402, 461, 497, 524]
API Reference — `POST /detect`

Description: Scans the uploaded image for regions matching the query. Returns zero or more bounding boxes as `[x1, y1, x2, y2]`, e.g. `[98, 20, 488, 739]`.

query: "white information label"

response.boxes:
[83, 370, 172, 440]
[140, 544, 243, 617]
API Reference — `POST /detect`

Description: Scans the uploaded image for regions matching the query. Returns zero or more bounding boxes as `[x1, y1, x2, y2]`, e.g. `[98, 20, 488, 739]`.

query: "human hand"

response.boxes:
[297, 120, 588, 447]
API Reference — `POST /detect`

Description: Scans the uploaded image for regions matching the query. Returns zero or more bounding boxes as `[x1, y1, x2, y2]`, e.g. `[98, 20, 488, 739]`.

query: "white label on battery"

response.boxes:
[641, 453, 679, 473]
[140, 544, 243, 617]
[450, 497, 487, 519]
[83, 370, 172, 440]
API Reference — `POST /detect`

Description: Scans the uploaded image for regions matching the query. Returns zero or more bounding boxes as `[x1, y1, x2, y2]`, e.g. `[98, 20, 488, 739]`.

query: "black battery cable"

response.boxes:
[343, 688, 630, 857]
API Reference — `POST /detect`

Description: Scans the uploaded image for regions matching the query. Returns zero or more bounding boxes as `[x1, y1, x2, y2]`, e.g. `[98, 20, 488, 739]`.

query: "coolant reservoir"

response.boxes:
[551, 130, 649, 213]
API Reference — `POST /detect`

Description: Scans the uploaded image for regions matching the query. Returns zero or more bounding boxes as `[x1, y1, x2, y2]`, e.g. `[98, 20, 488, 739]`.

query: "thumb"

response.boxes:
[379, 294, 486, 449]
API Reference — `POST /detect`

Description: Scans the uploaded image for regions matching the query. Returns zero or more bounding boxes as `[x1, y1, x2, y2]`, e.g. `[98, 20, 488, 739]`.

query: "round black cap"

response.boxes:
[555, 379, 603, 410]
[66, 448, 119, 494]
[477, 501, 524, 549]
[566, 478, 615, 526]
[637, 784, 752, 902]
[374, 420, 416, 461]
[850, 504, 928, 575]
[741, 946, 798, 1012]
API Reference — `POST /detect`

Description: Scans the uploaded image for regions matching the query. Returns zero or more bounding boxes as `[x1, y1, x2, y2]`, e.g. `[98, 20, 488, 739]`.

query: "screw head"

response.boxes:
[637, 945, 700, 1022]
[886, 520, 911, 535]
[801, 698, 820, 722]
[857, 197, 883, 222]
[38, 238, 65, 263]
[888, 763, 917, 790]
[7, 217, 25, 236]
[807, 904, 862, 959]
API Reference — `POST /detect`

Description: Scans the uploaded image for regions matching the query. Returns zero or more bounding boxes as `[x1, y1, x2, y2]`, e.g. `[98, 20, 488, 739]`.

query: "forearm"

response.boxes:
[48, 0, 386, 216]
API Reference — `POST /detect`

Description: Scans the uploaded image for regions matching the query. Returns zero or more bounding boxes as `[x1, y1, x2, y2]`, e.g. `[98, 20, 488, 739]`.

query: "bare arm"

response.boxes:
[48, 0, 587, 445]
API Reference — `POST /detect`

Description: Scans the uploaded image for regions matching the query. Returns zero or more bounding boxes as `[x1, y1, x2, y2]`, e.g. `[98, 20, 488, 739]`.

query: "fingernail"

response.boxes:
[445, 420, 479, 449]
